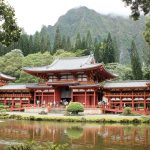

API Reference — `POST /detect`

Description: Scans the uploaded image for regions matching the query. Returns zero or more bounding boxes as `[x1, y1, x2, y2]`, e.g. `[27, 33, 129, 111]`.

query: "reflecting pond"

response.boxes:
[0, 120, 150, 150]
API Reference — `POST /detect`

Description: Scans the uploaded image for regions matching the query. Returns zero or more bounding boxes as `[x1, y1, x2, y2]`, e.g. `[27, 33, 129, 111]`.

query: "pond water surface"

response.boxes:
[0, 120, 149, 150]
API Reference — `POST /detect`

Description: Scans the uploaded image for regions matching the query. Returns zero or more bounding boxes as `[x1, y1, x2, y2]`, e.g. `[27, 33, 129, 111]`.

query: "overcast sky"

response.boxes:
[7, 0, 131, 34]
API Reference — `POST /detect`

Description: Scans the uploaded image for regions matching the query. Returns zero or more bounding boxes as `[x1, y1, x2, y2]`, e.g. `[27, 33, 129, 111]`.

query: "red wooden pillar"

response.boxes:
[120, 92, 122, 110]
[94, 89, 96, 108]
[20, 98, 22, 108]
[28, 98, 30, 107]
[144, 91, 146, 112]
[12, 98, 14, 109]
[4, 99, 6, 105]
[71, 89, 73, 102]
[34, 90, 36, 107]
[84, 89, 87, 107]
[132, 91, 134, 110]
[41, 90, 44, 107]
[107, 96, 110, 108]
[54, 89, 56, 105]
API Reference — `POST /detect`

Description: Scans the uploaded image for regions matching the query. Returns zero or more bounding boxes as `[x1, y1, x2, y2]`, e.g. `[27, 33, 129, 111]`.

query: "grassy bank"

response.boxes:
[0, 113, 150, 124]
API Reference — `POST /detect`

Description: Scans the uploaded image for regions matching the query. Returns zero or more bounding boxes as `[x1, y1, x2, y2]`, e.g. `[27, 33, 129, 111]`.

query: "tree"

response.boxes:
[19, 52, 53, 83]
[75, 33, 82, 50]
[106, 33, 115, 63]
[28, 35, 34, 54]
[0, 0, 21, 46]
[122, 0, 150, 20]
[99, 39, 108, 63]
[34, 31, 41, 53]
[61, 35, 67, 50]
[143, 17, 150, 46]
[53, 49, 76, 58]
[81, 36, 86, 50]
[66, 36, 72, 51]
[86, 30, 93, 52]
[53, 26, 62, 53]
[18, 33, 29, 56]
[94, 34, 116, 64]
[94, 44, 101, 63]
[130, 40, 143, 80]
[40, 25, 51, 53]
[113, 37, 120, 62]
[0, 49, 24, 79]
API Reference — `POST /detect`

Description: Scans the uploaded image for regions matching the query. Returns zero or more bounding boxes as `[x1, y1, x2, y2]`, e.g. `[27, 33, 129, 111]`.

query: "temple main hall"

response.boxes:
[0, 55, 150, 114]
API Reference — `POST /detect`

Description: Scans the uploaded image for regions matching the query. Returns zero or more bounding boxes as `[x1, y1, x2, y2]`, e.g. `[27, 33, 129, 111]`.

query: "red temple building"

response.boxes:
[0, 55, 150, 114]
[103, 81, 150, 114]
[23, 55, 116, 108]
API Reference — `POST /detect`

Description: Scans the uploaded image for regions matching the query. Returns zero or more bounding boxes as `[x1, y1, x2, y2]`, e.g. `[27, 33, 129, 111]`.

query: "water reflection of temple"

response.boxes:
[0, 121, 149, 149]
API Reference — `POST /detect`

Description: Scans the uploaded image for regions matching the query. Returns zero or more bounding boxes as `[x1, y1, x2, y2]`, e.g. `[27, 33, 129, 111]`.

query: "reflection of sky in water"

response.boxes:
[0, 120, 149, 150]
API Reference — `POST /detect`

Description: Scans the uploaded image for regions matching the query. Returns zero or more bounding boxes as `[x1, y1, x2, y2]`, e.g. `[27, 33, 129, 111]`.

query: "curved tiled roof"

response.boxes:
[23, 55, 117, 82]
[23, 55, 97, 72]
[0, 72, 16, 81]
[0, 84, 27, 90]
[104, 80, 150, 89]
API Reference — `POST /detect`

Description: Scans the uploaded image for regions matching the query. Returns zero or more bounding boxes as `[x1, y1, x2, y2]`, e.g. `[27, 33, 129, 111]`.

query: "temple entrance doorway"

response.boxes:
[60, 86, 71, 105]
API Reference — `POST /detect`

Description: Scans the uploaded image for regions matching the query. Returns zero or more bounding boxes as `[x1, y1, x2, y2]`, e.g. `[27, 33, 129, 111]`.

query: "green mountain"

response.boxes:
[42, 6, 147, 64]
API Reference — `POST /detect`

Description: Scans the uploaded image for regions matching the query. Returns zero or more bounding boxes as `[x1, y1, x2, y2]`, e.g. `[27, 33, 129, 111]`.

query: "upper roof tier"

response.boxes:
[23, 55, 96, 72]
[0, 72, 16, 81]
[23, 55, 117, 82]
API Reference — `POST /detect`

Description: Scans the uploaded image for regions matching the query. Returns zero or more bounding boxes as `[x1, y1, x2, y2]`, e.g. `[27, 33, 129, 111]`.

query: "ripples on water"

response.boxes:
[0, 120, 149, 150]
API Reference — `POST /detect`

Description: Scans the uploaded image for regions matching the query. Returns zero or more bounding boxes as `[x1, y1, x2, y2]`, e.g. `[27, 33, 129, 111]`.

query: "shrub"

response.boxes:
[66, 102, 84, 115]
[123, 107, 132, 115]
[0, 105, 4, 109]
[120, 119, 130, 123]
[132, 118, 141, 124]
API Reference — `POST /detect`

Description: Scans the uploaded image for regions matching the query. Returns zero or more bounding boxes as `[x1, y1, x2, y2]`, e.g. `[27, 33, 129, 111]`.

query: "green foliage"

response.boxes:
[0, 105, 4, 109]
[122, 0, 150, 20]
[130, 40, 143, 80]
[0, 0, 21, 46]
[18, 52, 53, 82]
[123, 107, 132, 115]
[66, 102, 84, 115]
[1, 113, 149, 124]
[53, 49, 76, 58]
[7, 142, 69, 150]
[44, 143, 69, 150]
[75, 33, 82, 50]
[0, 103, 9, 112]
[53, 26, 62, 53]
[23, 52, 53, 67]
[106, 33, 115, 63]
[7, 144, 32, 150]
[143, 67, 150, 79]
[66, 36, 72, 51]
[106, 63, 133, 80]
[94, 33, 116, 64]
[85, 30, 93, 54]
[144, 17, 150, 46]
[0, 49, 24, 78]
